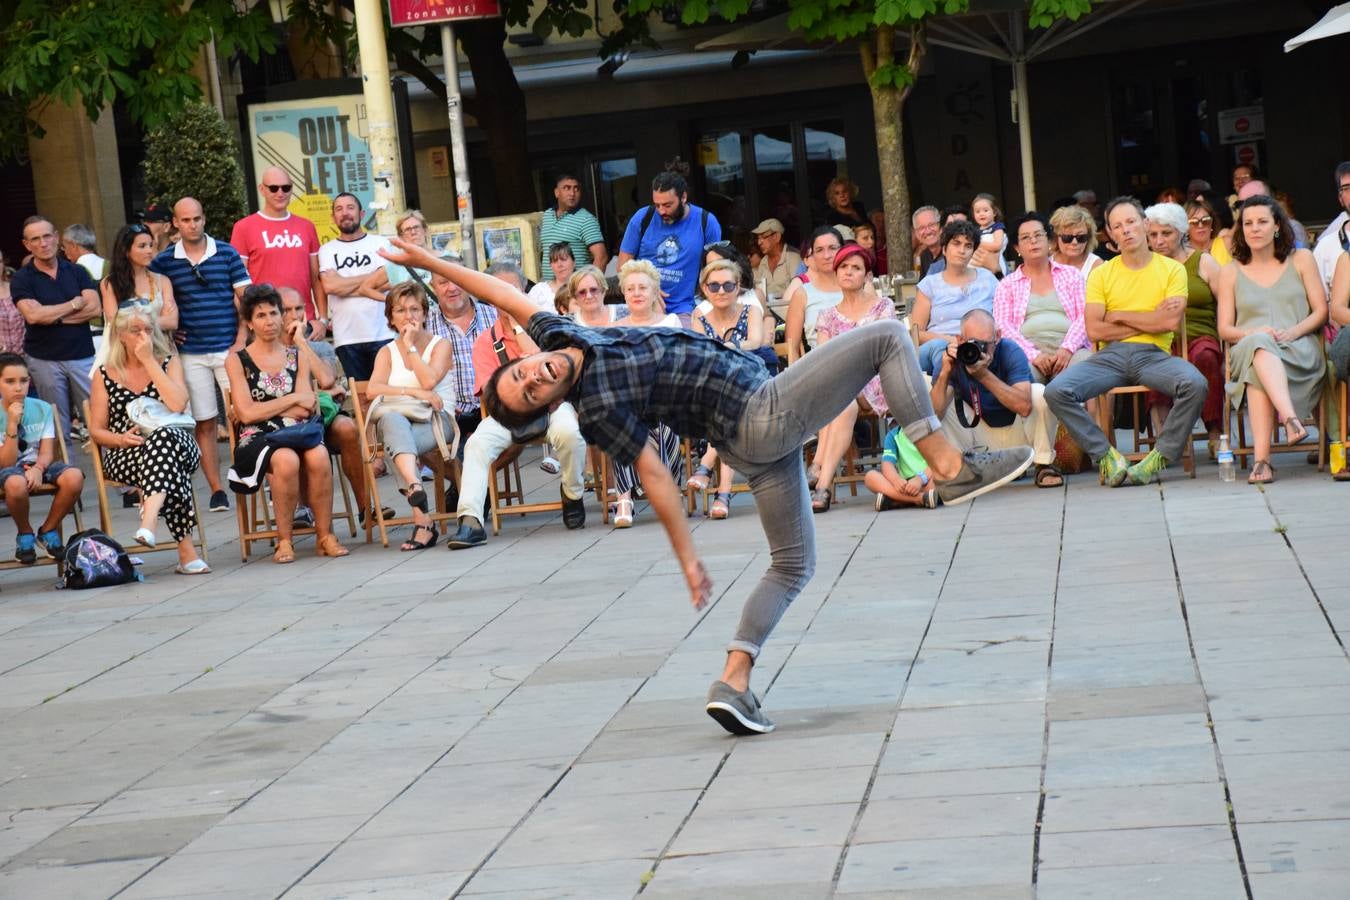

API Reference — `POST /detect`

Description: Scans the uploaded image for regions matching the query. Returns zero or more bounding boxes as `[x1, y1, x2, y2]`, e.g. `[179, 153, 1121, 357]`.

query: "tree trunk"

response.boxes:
[871, 84, 911, 273]
[457, 18, 534, 214]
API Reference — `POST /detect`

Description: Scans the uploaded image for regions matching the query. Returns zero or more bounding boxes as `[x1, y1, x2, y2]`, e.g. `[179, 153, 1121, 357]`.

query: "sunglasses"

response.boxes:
[1058, 233, 1089, 244]
[704, 281, 739, 294]
[117, 297, 153, 309]
[575, 287, 603, 297]
[190, 263, 208, 287]
[263, 184, 293, 194]
[1188, 216, 1213, 227]
[128, 223, 151, 236]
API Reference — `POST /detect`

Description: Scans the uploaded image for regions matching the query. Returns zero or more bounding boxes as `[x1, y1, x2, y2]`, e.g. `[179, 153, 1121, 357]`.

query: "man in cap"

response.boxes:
[752, 218, 802, 298]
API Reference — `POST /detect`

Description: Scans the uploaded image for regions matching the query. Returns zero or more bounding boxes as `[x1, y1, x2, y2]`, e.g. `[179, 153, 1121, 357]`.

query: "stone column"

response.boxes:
[26, 102, 127, 256]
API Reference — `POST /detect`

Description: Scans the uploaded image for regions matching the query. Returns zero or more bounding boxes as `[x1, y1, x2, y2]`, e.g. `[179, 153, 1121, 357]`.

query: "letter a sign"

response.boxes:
[388, 0, 500, 27]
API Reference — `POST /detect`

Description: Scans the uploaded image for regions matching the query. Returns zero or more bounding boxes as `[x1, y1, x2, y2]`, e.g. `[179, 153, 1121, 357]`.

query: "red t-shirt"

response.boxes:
[230, 212, 321, 317]
[471, 320, 521, 397]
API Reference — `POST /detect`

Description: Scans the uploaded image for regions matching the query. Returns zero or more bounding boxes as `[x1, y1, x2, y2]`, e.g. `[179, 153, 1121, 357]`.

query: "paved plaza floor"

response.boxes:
[1, 445, 1347, 899]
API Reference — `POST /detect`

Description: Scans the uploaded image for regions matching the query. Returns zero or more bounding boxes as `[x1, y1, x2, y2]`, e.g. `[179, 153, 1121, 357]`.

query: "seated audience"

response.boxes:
[852, 221, 886, 275]
[527, 242, 576, 311]
[569, 265, 620, 326]
[688, 258, 771, 519]
[226, 284, 349, 562]
[752, 219, 803, 298]
[610, 260, 684, 527]
[825, 177, 869, 228]
[1144, 202, 1225, 455]
[1184, 193, 1233, 267]
[928, 309, 1061, 487]
[993, 211, 1090, 385]
[1044, 197, 1207, 487]
[866, 423, 939, 511]
[783, 227, 844, 362]
[0, 353, 85, 563]
[365, 283, 459, 550]
[1050, 204, 1104, 277]
[807, 244, 896, 512]
[1216, 195, 1328, 485]
[427, 262, 499, 444]
[914, 219, 998, 371]
[88, 303, 208, 573]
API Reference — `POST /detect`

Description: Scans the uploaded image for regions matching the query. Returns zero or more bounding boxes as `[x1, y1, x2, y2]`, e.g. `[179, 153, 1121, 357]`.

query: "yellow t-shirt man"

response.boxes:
[1085, 252, 1187, 353]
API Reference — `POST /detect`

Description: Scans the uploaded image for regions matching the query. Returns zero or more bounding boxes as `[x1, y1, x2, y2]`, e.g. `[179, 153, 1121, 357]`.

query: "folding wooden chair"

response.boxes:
[1096, 332, 1196, 481]
[348, 380, 460, 547]
[83, 401, 208, 561]
[485, 436, 609, 534]
[1223, 346, 1329, 472]
[221, 391, 356, 561]
[0, 427, 85, 577]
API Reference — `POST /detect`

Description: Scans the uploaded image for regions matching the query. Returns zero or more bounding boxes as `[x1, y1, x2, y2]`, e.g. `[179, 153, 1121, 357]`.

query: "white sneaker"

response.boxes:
[539, 456, 561, 475]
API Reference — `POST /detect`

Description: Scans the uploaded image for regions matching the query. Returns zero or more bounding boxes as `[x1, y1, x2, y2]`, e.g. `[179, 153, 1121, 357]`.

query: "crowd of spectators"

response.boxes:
[4, 156, 1350, 570]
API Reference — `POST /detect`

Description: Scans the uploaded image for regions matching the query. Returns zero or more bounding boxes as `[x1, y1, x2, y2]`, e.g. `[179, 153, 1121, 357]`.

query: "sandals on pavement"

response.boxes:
[317, 533, 350, 557]
[400, 523, 438, 552]
[710, 493, 731, 519]
[687, 464, 713, 493]
[613, 497, 635, 528]
[1248, 459, 1276, 485]
[175, 558, 211, 575]
[273, 539, 296, 564]
[1034, 464, 1064, 488]
[810, 487, 832, 513]
[1283, 418, 1309, 445]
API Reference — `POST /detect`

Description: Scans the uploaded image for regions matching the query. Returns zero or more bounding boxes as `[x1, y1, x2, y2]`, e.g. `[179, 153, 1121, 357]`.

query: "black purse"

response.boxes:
[493, 329, 550, 444]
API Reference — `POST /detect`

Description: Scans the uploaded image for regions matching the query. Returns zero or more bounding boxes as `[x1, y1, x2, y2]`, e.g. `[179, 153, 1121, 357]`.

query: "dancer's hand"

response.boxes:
[685, 558, 712, 611]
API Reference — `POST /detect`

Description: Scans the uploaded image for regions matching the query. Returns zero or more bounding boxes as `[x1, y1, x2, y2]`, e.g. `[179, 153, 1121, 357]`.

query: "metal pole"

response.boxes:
[441, 24, 476, 269]
[1013, 58, 1036, 211]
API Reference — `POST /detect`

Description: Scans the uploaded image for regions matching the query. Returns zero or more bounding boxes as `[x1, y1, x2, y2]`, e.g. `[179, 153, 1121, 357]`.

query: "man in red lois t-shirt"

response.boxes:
[230, 166, 328, 335]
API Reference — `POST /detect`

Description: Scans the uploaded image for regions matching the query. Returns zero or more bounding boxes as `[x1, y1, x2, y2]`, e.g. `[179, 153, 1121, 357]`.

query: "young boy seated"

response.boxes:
[866, 424, 940, 511]
[0, 352, 86, 563]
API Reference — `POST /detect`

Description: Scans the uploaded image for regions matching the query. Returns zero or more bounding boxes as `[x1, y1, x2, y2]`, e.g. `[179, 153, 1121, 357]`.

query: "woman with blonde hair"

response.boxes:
[1050, 204, 1103, 277]
[568, 265, 619, 327]
[88, 303, 208, 573]
[825, 177, 868, 228]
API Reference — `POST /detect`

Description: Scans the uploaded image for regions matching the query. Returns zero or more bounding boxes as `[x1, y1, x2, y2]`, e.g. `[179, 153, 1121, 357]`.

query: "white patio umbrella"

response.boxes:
[1285, 2, 1350, 52]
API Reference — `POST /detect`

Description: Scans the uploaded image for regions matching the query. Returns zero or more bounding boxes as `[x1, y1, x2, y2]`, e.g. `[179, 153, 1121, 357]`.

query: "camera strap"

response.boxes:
[954, 367, 982, 429]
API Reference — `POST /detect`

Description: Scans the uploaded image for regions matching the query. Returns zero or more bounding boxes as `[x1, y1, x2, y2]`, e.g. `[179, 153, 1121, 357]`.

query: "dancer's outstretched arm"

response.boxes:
[635, 443, 712, 611]
[379, 238, 542, 327]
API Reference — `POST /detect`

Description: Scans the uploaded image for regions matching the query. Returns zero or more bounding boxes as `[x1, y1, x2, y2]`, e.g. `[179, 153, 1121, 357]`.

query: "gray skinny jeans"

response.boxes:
[1043, 341, 1207, 464]
[717, 319, 941, 659]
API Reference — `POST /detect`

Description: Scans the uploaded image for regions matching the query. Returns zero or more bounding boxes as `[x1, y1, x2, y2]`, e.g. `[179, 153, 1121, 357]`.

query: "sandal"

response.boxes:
[317, 533, 350, 557]
[710, 493, 731, 520]
[175, 558, 211, 575]
[400, 523, 438, 552]
[1283, 418, 1309, 445]
[810, 487, 832, 513]
[613, 497, 634, 528]
[403, 485, 429, 513]
[273, 539, 296, 564]
[1034, 464, 1064, 488]
[806, 463, 821, 491]
[687, 464, 713, 493]
[1248, 459, 1276, 485]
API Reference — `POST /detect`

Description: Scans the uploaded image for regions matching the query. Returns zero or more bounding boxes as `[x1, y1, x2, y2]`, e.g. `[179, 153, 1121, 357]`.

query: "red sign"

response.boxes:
[1236, 144, 1257, 165]
[389, 0, 499, 27]
[1235, 117, 1250, 134]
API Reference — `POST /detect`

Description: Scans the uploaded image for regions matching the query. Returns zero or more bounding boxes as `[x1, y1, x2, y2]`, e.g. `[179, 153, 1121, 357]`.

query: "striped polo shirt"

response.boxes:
[539, 206, 605, 280]
[152, 236, 250, 354]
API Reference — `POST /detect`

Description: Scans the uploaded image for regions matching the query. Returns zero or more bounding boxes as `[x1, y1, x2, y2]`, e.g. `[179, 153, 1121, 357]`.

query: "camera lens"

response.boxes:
[956, 340, 984, 366]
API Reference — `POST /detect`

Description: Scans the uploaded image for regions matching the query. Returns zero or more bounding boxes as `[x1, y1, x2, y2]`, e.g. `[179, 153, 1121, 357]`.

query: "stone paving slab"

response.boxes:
[1, 446, 1348, 896]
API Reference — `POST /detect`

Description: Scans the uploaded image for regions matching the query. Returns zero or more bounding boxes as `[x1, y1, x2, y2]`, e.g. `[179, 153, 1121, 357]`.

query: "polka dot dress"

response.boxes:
[99, 363, 201, 541]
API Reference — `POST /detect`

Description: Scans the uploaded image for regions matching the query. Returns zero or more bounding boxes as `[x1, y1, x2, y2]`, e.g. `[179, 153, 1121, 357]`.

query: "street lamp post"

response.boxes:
[440, 25, 476, 269]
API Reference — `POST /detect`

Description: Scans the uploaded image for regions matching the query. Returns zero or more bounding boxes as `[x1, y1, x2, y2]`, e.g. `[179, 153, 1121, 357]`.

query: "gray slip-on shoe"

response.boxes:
[705, 680, 776, 736]
[936, 447, 1034, 506]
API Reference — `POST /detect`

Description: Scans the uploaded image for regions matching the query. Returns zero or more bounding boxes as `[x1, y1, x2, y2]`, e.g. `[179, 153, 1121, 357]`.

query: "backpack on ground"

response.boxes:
[60, 529, 140, 589]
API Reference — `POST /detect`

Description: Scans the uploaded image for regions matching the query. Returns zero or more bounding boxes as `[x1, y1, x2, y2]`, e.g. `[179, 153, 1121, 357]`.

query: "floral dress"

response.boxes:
[228, 345, 302, 493]
[99, 361, 201, 541]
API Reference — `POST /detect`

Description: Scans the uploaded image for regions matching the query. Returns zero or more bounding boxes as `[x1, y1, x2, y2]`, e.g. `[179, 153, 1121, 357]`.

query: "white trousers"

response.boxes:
[456, 401, 586, 522]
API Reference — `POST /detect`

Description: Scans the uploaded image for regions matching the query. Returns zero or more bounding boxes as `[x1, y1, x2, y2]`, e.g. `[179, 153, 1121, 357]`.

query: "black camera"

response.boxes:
[956, 339, 989, 367]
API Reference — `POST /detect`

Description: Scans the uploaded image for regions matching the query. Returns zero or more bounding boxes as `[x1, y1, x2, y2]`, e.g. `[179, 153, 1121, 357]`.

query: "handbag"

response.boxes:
[263, 417, 324, 451]
[365, 395, 460, 461]
[125, 396, 195, 435]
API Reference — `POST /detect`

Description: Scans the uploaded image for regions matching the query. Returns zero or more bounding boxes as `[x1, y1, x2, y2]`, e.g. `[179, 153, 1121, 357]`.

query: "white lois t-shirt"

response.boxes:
[319, 232, 395, 347]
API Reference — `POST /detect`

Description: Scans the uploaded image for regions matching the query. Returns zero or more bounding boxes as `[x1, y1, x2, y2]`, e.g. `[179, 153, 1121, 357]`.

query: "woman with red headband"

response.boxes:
[807, 243, 897, 512]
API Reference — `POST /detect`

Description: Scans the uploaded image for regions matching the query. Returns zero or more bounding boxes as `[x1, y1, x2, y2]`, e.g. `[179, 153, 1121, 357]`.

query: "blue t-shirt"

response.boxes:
[151, 236, 250, 354]
[924, 337, 1030, 429]
[618, 204, 722, 315]
[0, 397, 55, 467]
[9, 259, 97, 361]
[916, 267, 997, 335]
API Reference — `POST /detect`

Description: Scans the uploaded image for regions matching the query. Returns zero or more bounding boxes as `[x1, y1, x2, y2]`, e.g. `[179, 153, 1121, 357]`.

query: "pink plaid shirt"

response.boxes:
[993, 260, 1089, 361]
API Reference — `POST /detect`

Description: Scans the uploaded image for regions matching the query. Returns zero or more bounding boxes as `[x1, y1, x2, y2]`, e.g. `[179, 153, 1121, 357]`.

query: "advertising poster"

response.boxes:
[248, 96, 375, 243]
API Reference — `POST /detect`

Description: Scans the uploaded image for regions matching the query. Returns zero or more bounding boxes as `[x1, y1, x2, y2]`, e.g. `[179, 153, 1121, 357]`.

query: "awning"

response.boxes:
[1285, 2, 1350, 52]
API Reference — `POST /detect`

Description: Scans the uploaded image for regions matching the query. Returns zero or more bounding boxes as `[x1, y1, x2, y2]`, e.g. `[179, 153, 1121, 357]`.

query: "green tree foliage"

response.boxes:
[141, 104, 250, 237]
[0, 0, 274, 161]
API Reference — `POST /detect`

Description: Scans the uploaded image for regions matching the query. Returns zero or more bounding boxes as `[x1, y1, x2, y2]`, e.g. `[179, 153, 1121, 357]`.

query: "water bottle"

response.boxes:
[1217, 434, 1236, 483]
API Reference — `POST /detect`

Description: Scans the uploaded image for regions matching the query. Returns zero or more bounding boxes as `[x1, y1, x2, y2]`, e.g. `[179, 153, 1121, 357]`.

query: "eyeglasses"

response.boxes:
[23, 232, 57, 245]
[1058, 233, 1089, 244]
[1187, 216, 1213, 227]
[190, 263, 208, 287]
[263, 184, 293, 194]
[575, 287, 603, 297]
[1018, 231, 1048, 243]
[703, 281, 739, 294]
[1338, 184, 1350, 194]
[398, 224, 425, 236]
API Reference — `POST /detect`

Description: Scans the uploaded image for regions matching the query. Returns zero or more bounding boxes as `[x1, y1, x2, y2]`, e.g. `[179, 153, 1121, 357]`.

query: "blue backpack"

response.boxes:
[61, 529, 140, 589]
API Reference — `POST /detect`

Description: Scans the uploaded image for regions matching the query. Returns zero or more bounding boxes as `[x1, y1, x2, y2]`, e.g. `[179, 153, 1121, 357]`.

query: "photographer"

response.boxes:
[926, 309, 1063, 487]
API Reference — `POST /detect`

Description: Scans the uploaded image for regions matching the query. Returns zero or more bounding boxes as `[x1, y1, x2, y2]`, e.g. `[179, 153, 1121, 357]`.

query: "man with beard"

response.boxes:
[150, 197, 252, 512]
[318, 193, 393, 381]
[616, 171, 721, 324]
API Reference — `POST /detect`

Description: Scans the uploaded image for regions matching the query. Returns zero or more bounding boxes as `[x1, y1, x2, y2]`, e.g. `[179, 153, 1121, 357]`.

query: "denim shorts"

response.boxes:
[0, 461, 72, 485]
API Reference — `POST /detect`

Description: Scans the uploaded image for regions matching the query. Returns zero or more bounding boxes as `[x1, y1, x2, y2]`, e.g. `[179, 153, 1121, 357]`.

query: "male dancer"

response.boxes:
[381, 241, 1034, 736]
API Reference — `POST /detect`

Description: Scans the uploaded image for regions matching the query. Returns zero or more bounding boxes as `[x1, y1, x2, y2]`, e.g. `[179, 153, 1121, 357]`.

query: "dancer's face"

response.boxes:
[498, 351, 575, 413]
